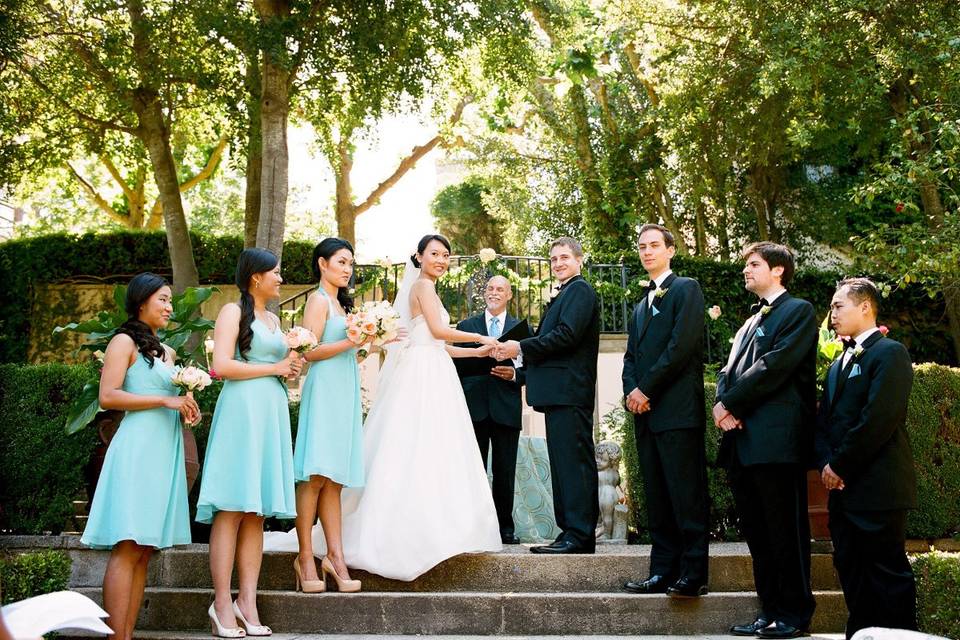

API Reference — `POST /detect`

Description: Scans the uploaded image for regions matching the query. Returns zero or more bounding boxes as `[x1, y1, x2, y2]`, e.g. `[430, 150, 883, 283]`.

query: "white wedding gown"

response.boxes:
[265, 302, 502, 581]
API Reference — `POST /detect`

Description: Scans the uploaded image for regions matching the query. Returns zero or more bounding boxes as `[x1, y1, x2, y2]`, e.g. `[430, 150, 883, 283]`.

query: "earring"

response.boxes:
[255, 280, 260, 289]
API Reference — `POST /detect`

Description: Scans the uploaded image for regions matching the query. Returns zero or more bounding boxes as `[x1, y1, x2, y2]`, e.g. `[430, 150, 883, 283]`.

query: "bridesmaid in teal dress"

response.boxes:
[82, 272, 200, 640]
[197, 248, 302, 638]
[293, 238, 365, 594]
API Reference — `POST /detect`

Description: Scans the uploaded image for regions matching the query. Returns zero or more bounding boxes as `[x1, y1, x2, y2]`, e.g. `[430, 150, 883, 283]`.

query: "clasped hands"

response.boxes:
[820, 463, 845, 491]
[492, 339, 521, 362]
[625, 388, 651, 414]
[712, 402, 743, 431]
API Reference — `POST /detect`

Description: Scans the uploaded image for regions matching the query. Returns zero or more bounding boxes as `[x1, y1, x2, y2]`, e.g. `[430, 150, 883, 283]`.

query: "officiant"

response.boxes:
[455, 275, 526, 545]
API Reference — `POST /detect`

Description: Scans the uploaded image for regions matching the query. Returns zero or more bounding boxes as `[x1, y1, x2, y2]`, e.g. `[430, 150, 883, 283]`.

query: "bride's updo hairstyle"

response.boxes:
[235, 247, 279, 360]
[312, 237, 355, 311]
[116, 272, 168, 368]
[411, 234, 451, 268]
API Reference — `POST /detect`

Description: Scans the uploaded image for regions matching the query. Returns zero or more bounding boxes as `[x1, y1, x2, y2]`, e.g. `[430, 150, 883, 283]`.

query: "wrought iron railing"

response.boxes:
[277, 255, 725, 362]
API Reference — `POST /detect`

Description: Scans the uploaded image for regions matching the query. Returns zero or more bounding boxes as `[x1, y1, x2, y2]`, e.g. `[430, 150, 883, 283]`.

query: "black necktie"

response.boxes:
[750, 298, 769, 315]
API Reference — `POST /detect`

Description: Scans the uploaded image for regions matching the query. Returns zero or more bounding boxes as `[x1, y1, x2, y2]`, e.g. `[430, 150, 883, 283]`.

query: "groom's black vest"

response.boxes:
[520, 275, 600, 409]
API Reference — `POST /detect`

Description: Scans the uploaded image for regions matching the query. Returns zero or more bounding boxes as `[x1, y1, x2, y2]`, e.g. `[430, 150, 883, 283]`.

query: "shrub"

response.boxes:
[0, 364, 99, 534]
[0, 550, 71, 604]
[913, 552, 960, 638]
[0, 231, 317, 363]
[905, 364, 960, 538]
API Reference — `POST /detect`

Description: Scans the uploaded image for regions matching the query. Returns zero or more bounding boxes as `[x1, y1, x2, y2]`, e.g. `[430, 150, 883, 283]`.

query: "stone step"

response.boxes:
[74, 587, 848, 635]
[65, 545, 840, 593]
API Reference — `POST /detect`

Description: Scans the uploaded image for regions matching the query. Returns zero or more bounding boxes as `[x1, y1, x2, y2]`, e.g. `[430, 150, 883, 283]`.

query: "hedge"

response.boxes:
[1, 232, 955, 366]
[1, 361, 957, 540]
[614, 365, 960, 542]
[0, 231, 318, 363]
[913, 552, 960, 638]
[0, 550, 71, 605]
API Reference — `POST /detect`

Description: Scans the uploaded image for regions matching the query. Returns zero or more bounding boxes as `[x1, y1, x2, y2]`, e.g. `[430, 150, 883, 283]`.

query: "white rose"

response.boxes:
[708, 305, 722, 321]
[478, 248, 497, 263]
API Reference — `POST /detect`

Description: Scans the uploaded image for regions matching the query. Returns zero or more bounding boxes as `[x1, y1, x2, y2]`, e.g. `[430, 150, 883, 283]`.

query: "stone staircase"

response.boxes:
[3, 537, 848, 635]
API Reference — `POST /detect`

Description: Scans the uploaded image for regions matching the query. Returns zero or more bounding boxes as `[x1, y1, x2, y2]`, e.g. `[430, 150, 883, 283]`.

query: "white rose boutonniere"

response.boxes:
[655, 287, 668, 299]
[853, 344, 864, 358]
[760, 305, 773, 316]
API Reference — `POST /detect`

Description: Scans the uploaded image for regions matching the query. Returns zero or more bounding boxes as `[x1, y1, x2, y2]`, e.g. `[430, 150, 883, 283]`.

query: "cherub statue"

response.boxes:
[595, 440, 628, 541]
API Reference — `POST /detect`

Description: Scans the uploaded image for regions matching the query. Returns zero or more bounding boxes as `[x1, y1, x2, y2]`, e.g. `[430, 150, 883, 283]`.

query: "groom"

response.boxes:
[496, 237, 601, 554]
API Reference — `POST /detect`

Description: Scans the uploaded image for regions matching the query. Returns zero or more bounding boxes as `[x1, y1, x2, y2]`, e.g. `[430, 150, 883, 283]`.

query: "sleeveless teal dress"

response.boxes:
[81, 354, 191, 549]
[196, 318, 296, 524]
[294, 289, 364, 486]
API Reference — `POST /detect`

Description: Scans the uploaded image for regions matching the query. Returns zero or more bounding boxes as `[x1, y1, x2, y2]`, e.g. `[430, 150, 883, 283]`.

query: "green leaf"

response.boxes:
[64, 381, 101, 435]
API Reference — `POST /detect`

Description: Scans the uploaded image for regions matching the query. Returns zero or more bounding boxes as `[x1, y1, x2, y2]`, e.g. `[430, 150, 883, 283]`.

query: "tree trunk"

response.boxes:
[243, 58, 263, 249]
[651, 167, 689, 255]
[334, 136, 356, 245]
[694, 200, 707, 256]
[255, 0, 291, 260]
[134, 89, 199, 292]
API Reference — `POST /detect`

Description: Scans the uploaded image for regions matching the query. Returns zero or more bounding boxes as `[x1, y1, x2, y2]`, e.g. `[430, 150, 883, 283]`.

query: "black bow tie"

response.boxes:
[645, 280, 657, 292]
[842, 337, 857, 351]
[750, 299, 769, 315]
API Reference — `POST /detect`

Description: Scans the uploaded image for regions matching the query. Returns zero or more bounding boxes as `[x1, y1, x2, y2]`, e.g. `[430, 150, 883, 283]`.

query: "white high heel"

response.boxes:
[232, 600, 272, 637]
[208, 603, 245, 638]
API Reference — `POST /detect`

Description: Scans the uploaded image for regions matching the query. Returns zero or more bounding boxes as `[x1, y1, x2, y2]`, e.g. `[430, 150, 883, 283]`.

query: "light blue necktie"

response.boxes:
[489, 316, 501, 338]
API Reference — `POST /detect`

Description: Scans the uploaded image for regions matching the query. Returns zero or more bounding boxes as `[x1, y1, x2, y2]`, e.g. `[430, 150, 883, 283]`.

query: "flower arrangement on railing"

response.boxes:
[52, 285, 218, 434]
[440, 249, 554, 294]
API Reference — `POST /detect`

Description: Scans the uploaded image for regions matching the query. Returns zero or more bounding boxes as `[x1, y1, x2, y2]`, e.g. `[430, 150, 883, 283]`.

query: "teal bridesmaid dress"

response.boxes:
[293, 289, 364, 486]
[195, 318, 296, 524]
[81, 355, 191, 549]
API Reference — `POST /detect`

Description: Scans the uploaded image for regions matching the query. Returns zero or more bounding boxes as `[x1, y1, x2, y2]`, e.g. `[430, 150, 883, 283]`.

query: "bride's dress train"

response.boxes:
[265, 306, 502, 581]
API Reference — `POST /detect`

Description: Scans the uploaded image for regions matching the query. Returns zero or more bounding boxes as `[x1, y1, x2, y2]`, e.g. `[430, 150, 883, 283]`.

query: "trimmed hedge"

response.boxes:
[1, 232, 955, 366]
[615, 365, 960, 541]
[0, 231, 318, 363]
[0, 550, 71, 605]
[913, 552, 960, 638]
[0, 364, 99, 534]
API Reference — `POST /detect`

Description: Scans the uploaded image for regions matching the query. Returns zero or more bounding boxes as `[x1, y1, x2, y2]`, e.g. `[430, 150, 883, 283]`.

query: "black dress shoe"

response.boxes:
[529, 540, 594, 554]
[623, 574, 672, 594]
[501, 534, 520, 544]
[730, 617, 769, 636]
[756, 621, 805, 638]
[666, 576, 708, 598]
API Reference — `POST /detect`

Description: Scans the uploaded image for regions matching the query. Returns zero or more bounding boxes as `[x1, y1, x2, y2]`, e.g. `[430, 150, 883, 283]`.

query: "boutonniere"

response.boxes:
[760, 305, 772, 316]
[548, 284, 561, 300]
[853, 345, 864, 358]
[655, 287, 668, 299]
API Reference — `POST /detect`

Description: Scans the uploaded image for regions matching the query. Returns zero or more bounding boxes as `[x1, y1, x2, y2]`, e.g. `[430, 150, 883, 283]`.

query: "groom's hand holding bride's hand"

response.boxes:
[494, 340, 521, 361]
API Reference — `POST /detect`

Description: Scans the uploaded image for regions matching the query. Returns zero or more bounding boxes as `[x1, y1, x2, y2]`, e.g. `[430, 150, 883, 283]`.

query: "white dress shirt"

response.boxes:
[646, 269, 673, 306]
[841, 327, 879, 369]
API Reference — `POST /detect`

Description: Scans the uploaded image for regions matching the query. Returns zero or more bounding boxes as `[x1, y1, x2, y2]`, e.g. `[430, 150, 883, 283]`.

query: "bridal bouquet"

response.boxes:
[285, 326, 319, 354]
[345, 301, 401, 359]
[171, 364, 213, 396]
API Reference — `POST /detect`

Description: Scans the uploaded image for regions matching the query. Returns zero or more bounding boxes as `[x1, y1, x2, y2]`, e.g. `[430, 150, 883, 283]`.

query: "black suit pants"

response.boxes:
[729, 461, 815, 629]
[543, 405, 598, 547]
[828, 500, 917, 639]
[635, 422, 709, 582]
[474, 417, 520, 537]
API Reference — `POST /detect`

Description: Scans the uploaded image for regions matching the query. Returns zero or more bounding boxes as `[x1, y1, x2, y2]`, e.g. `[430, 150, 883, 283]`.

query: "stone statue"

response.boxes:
[595, 440, 628, 542]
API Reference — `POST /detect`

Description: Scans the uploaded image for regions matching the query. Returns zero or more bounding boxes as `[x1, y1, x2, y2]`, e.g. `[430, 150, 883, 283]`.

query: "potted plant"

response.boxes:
[54, 285, 218, 498]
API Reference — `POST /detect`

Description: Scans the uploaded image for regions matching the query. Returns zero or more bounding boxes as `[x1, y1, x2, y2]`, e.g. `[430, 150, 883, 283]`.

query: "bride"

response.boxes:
[266, 234, 503, 581]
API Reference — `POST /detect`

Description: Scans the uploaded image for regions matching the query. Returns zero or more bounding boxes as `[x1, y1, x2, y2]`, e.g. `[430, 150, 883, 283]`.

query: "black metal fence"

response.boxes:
[278, 255, 724, 362]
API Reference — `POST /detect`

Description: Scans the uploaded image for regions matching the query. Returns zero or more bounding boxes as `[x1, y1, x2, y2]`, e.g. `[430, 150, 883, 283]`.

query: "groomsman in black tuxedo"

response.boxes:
[715, 242, 817, 639]
[455, 275, 525, 545]
[816, 278, 917, 639]
[621, 224, 709, 598]
[496, 237, 601, 554]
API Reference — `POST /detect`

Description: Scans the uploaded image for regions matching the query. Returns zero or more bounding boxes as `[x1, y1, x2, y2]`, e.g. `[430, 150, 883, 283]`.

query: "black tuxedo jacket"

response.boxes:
[814, 332, 917, 511]
[717, 293, 818, 466]
[520, 275, 600, 410]
[454, 312, 525, 429]
[622, 273, 705, 432]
